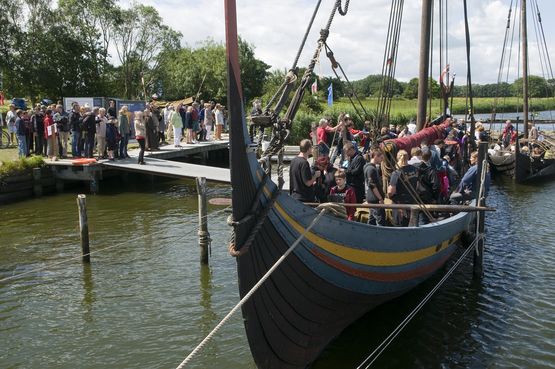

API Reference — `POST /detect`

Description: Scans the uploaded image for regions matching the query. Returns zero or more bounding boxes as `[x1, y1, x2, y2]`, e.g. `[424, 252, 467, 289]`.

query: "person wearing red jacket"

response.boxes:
[43, 109, 58, 161]
[316, 118, 342, 145]
[329, 170, 357, 221]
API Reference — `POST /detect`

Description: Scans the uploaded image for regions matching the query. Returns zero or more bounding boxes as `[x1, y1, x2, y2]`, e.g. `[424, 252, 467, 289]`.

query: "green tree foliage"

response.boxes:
[158, 38, 268, 103]
[112, 4, 181, 99]
[403, 78, 419, 99]
[353, 74, 403, 97]
[513, 75, 553, 98]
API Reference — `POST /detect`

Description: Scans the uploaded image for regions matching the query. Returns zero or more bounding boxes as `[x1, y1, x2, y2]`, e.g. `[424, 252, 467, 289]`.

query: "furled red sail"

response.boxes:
[383, 120, 450, 154]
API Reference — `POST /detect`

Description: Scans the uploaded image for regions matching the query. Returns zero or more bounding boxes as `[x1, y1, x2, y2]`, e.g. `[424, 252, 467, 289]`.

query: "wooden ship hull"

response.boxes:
[224, 2, 476, 368]
[489, 150, 555, 182]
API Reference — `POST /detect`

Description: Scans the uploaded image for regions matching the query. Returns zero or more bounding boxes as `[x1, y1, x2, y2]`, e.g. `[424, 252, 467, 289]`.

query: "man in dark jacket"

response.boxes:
[82, 108, 96, 158]
[364, 147, 386, 225]
[343, 142, 366, 203]
[32, 106, 45, 156]
[15, 110, 27, 157]
[69, 103, 82, 157]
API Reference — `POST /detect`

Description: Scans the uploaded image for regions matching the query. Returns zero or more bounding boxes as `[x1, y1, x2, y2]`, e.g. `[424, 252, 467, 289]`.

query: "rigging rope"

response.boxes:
[376, 0, 404, 127]
[259, 0, 352, 190]
[264, 0, 322, 114]
[323, 43, 369, 122]
[175, 209, 328, 369]
[356, 233, 483, 368]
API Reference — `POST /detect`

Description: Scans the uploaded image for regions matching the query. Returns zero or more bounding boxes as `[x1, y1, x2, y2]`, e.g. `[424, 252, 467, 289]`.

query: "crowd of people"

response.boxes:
[2, 98, 228, 164]
[289, 114, 490, 226]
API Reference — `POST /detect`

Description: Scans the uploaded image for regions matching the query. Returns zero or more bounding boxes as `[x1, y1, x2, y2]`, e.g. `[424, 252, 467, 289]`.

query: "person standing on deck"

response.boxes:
[118, 106, 130, 159]
[388, 150, 419, 226]
[529, 123, 538, 141]
[32, 105, 46, 156]
[134, 111, 146, 165]
[343, 142, 366, 203]
[15, 110, 27, 157]
[290, 139, 320, 202]
[82, 106, 96, 159]
[364, 147, 385, 226]
[169, 105, 183, 147]
[6, 104, 17, 144]
[214, 103, 224, 140]
[43, 109, 58, 161]
[316, 118, 341, 146]
[68, 103, 82, 157]
[203, 102, 214, 141]
[96, 108, 108, 160]
[450, 151, 490, 203]
[329, 170, 357, 221]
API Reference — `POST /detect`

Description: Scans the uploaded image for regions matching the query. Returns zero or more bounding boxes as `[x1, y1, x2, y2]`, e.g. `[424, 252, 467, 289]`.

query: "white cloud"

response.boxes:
[118, 0, 555, 84]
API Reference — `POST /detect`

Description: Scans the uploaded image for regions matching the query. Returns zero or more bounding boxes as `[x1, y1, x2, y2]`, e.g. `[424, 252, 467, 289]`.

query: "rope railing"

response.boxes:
[356, 233, 483, 369]
[0, 207, 231, 284]
[174, 209, 328, 369]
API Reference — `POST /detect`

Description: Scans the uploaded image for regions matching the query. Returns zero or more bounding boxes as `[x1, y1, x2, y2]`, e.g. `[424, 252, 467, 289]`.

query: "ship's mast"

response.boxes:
[522, 0, 529, 138]
[416, 0, 433, 132]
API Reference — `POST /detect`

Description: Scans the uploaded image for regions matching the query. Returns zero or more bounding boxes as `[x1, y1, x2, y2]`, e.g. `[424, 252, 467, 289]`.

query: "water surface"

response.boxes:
[1, 176, 554, 368]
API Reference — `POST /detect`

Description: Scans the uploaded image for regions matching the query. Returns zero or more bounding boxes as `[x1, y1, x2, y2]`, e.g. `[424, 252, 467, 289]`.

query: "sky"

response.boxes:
[122, 0, 555, 85]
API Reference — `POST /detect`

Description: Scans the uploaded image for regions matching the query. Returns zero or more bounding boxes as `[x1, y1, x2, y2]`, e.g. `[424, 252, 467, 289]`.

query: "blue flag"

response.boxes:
[327, 83, 333, 106]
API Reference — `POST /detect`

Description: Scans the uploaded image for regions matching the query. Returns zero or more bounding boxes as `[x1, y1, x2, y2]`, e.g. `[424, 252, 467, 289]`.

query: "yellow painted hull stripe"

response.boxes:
[273, 201, 460, 267]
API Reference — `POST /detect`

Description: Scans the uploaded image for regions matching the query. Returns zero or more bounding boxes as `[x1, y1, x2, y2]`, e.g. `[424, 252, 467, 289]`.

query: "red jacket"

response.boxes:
[329, 185, 357, 220]
[43, 115, 54, 139]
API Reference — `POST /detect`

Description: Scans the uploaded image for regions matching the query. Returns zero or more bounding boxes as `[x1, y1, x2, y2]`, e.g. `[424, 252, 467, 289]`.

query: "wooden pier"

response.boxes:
[46, 140, 231, 192]
[45, 139, 291, 192]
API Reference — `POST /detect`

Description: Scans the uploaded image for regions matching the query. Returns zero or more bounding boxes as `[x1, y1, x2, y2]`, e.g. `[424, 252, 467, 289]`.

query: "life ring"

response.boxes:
[72, 158, 97, 166]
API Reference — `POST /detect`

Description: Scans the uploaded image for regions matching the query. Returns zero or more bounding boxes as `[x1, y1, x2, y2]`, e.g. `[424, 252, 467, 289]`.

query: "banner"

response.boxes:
[311, 79, 318, 95]
[327, 84, 333, 106]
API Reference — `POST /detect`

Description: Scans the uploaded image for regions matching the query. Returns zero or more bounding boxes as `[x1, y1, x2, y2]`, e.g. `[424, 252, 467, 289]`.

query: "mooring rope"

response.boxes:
[0, 207, 231, 284]
[175, 208, 328, 369]
[356, 233, 483, 369]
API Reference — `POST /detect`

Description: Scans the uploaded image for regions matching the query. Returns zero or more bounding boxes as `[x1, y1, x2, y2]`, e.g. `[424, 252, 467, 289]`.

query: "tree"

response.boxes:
[157, 38, 268, 103]
[112, 4, 181, 99]
[513, 75, 552, 98]
[403, 78, 419, 99]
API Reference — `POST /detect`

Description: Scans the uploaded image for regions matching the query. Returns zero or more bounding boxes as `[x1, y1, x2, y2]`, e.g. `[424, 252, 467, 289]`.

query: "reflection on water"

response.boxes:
[0, 174, 554, 368]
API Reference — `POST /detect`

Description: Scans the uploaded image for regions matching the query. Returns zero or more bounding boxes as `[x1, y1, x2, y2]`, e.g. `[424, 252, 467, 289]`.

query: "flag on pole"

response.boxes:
[311, 79, 318, 95]
[327, 83, 333, 106]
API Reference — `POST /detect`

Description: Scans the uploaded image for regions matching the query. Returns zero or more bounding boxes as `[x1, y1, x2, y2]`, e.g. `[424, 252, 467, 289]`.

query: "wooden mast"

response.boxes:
[416, 0, 433, 132]
[522, 0, 529, 139]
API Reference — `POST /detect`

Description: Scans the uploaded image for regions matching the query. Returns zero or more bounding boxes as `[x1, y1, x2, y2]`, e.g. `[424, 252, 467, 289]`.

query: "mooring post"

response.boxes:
[196, 177, 210, 264]
[77, 194, 91, 263]
[473, 142, 488, 278]
[32, 167, 43, 197]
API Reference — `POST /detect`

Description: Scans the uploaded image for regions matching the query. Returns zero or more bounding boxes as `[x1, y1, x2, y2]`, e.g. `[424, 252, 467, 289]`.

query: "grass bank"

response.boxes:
[0, 154, 45, 179]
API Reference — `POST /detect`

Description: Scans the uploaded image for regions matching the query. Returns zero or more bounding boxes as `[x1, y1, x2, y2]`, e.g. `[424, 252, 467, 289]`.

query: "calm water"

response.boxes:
[1, 175, 554, 369]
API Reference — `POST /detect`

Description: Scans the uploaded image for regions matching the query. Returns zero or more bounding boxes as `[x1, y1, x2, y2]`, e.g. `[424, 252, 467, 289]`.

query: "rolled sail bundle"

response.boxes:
[380, 120, 450, 180]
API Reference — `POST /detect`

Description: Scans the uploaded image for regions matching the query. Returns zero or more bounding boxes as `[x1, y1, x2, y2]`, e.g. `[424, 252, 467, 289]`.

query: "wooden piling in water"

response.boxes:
[196, 177, 210, 264]
[32, 167, 42, 197]
[77, 194, 91, 263]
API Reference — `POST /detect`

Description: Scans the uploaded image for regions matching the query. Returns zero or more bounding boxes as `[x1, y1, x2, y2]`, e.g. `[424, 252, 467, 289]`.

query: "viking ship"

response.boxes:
[487, 0, 555, 182]
[225, 1, 483, 367]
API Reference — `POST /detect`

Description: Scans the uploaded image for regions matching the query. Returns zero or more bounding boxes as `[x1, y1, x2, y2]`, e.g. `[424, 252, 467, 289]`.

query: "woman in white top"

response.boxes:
[96, 107, 108, 159]
[203, 103, 214, 141]
[214, 103, 224, 140]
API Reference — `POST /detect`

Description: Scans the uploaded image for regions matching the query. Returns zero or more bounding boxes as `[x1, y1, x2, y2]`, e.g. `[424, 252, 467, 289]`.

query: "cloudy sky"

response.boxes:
[126, 0, 555, 84]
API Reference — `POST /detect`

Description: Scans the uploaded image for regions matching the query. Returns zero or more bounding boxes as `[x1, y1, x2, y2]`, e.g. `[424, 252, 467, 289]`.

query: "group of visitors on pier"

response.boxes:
[4, 98, 227, 164]
[289, 113, 490, 226]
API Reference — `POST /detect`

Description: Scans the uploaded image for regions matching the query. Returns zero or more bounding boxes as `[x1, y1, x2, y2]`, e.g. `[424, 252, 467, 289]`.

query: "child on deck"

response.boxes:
[329, 170, 357, 221]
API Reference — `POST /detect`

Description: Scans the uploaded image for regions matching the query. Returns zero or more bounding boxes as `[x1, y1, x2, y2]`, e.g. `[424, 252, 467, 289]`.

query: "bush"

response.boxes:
[0, 155, 45, 179]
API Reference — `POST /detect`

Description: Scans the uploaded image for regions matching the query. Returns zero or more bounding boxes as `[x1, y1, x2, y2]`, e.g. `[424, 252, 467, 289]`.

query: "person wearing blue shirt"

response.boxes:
[15, 110, 27, 157]
[450, 151, 490, 204]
